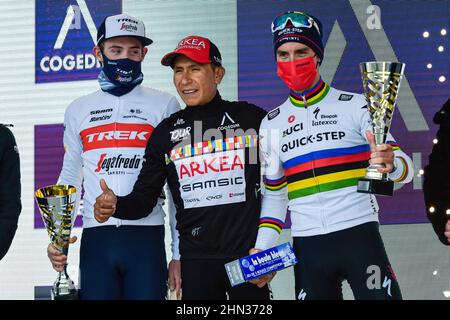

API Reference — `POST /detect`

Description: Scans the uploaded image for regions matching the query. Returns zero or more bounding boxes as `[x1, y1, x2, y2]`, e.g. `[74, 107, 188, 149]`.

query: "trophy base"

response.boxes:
[357, 178, 394, 196]
[51, 288, 79, 300]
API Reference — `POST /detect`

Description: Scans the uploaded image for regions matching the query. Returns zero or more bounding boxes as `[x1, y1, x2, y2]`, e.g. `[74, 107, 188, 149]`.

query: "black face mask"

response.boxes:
[101, 52, 142, 86]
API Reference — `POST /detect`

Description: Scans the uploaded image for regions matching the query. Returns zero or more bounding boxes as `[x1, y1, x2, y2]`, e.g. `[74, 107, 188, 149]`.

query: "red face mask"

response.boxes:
[277, 56, 318, 92]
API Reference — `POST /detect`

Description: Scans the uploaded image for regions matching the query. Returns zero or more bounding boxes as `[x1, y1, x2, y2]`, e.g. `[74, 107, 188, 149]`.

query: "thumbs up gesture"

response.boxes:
[94, 179, 117, 223]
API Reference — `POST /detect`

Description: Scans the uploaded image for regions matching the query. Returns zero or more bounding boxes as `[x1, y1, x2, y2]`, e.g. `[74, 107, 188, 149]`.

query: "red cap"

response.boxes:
[161, 35, 222, 67]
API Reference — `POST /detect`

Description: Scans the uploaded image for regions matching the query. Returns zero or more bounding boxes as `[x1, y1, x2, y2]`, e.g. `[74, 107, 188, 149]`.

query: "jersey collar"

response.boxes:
[289, 78, 330, 108]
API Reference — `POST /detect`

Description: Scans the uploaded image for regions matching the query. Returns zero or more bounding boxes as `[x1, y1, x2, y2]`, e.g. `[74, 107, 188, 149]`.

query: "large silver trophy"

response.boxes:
[357, 61, 405, 196]
[35, 185, 78, 300]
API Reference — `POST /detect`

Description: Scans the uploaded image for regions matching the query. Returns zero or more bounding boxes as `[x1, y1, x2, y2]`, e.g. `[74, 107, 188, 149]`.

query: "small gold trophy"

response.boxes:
[35, 185, 78, 300]
[357, 61, 405, 196]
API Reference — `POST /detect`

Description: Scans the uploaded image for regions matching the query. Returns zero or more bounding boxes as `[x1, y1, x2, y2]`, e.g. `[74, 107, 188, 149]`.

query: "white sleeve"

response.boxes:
[57, 103, 83, 208]
[357, 99, 414, 183]
[254, 120, 289, 250]
[166, 185, 180, 260]
[164, 96, 181, 119]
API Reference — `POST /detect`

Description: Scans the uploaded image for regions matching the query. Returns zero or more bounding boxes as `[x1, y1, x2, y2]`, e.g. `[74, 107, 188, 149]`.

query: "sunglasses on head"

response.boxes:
[271, 11, 320, 35]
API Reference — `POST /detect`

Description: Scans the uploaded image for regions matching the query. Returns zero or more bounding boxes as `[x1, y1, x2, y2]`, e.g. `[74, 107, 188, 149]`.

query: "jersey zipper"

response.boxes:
[304, 95, 327, 233]
[115, 95, 122, 227]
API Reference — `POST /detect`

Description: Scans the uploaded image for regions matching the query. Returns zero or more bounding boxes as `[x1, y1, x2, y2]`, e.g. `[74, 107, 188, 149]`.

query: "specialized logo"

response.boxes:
[311, 107, 338, 126]
[80, 122, 153, 151]
[35, 0, 122, 83]
[366, 265, 394, 297]
[313, 107, 320, 120]
[191, 226, 202, 237]
[95, 153, 142, 174]
[297, 289, 307, 300]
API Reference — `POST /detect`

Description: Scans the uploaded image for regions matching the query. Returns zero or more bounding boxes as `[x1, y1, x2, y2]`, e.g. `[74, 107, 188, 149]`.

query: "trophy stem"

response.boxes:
[51, 263, 78, 300]
[365, 164, 385, 180]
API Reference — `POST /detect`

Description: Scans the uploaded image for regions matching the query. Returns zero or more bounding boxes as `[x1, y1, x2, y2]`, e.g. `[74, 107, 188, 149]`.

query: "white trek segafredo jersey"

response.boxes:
[59, 85, 180, 228]
[255, 80, 413, 248]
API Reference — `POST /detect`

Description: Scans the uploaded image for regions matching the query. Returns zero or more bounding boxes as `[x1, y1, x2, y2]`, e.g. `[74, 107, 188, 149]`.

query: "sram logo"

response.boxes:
[81, 123, 153, 151]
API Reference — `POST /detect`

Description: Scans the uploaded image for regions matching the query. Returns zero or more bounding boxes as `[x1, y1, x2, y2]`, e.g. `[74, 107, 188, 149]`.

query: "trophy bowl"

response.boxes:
[357, 61, 405, 196]
[35, 185, 78, 300]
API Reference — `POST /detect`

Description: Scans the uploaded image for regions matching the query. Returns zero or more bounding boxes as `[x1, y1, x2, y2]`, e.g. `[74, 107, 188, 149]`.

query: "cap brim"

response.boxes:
[139, 36, 153, 46]
[161, 50, 212, 67]
[98, 35, 153, 46]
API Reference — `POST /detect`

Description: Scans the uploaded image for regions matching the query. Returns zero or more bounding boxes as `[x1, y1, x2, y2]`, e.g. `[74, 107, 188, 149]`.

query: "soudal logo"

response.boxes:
[95, 153, 142, 173]
[178, 154, 244, 179]
[80, 123, 154, 151]
[35, 0, 122, 83]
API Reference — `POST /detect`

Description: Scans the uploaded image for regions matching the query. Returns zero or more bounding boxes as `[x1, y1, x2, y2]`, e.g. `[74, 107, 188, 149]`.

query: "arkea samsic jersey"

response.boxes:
[255, 80, 414, 250]
[113, 93, 268, 260]
[59, 85, 180, 236]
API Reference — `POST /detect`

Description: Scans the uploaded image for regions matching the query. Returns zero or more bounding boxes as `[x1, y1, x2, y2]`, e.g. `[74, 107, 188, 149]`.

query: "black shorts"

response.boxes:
[293, 222, 402, 300]
[181, 258, 272, 300]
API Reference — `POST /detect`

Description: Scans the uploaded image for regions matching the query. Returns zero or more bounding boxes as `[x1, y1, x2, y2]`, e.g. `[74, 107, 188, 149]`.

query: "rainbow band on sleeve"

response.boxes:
[258, 217, 284, 234]
[393, 156, 408, 182]
[386, 140, 400, 151]
[386, 140, 408, 181]
[263, 176, 287, 191]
